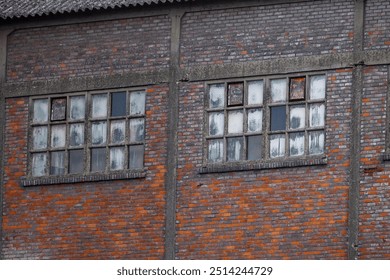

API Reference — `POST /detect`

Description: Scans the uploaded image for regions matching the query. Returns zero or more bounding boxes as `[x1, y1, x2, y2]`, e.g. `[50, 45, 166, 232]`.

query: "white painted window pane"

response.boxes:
[227, 137, 244, 162]
[270, 134, 285, 158]
[290, 106, 306, 129]
[310, 103, 325, 127]
[70, 123, 84, 147]
[209, 84, 225, 109]
[50, 151, 65, 175]
[51, 125, 66, 148]
[247, 108, 263, 132]
[271, 79, 287, 103]
[33, 126, 47, 149]
[91, 122, 107, 145]
[32, 153, 47, 176]
[110, 147, 125, 170]
[33, 99, 48, 122]
[310, 75, 326, 100]
[248, 80, 263, 105]
[130, 91, 146, 115]
[289, 132, 305, 156]
[309, 131, 325, 155]
[92, 94, 108, 118]
[129, 145, 144, 169]
[70, 96, 85, 120]
[228, 110, 243, 134]
[208, 139, 224, 163]
[129, 118, 145, 142]
[209, 112, 224, 136]
[111, 120, 126, 144]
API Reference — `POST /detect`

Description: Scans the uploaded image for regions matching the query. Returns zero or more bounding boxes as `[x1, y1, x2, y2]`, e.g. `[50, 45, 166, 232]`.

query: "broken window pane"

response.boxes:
[247, 135, 262, 160]
[247, 108, 263, 132]
[309, 131, 325, 155]
[33, 126, 48, 149]
[228, 82, 244, 106]
[209, 84, 225, 109]
[270, 106, 286, 131]
[50, 151, 65, 175]
[289, 77, 306, 101]
[290, 106, 306, 129]
[91, 148, 106, 172]
[51, 98, 67, 121]
[32, 153, 47, 176]
[209, 112, 224, 136]
[110, 147, 125, 170]
[289, 132, 305, 156]
[33, 99, 49, 123]
[129, 145, 144, 169]
[129, 118, 145, 142]
[270, 134, 285, 158]
[271, 79, 287, 103]
[110, 120, 126, 144]
[70, 123, 84, 147]
[208, 139, 224, 163]
[70, 96, 85, 120]
[69, 150, 84, 174]
[91, 121, 107, 145]
[247, 80, 263, 105]
[130, 91, 146, 115]
[310, 75, 326, 100]
[92, 94, 108, 118]
[309, 103, 325, 127]
[227, 137, 244, 161]
[111, 92, 127, 117]
[51, 125, 66, 148]
[228, 110, 243, 134]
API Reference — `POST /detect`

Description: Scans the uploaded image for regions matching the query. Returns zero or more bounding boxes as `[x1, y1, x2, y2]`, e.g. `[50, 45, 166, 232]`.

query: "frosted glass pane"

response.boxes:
[92, 94, 107, 118]
[33, 126, 47, 149]
[289, 132, 305, 156]
[110, 147, 125, 170]
[32, 153, 47, 176]
[310, 75, 326, 100]
[271, 106, 286, 131]
[51, 98, 66, 121]
[69, 150, 83, 174]
[309, 131, 325, 155]
[248, 80, 263, 105]
[270, 134, 285, 158]
[70, 123, 84, 147]
[247, 109, 262, 132]
[50, 151, 65, 175]
[111, 92, 126, 117]
[247, 135, 262, 160]
[208, 139, 224, 163]
[129, 118, 145, 142]
[209, 84, 225, 109]
[33, 99, 48, 122]
[111, 120, 126, 144]
[91, 148, 106, 172]
[130, 91, 146, 115]
[129, 145, 144, 169]
[271, 79, 287, 103]
[227, 137, 244, 161]
[51, 125, 66, 148]
[70, 96, 85, 120]
[290, 106, 306, 129]
[209, 112, 224, 136]
[91, 122, 107, 145]
[228, 110, 243, 134]
[310, 104, 325, 127]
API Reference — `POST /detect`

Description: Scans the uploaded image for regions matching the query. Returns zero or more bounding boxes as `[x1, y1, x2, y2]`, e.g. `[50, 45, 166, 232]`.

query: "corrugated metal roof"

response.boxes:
[0, 0, 189, 20]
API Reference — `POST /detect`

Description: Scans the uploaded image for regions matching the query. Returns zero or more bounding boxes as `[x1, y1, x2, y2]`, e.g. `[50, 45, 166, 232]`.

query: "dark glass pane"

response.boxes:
[227, 137, 244, 162]
[111, 92, 127, 117]
[69, 150, 84, 174]
[51, 98, 67, 121]
[129, 145, 144, 169]
[270, 106, 286, 131]
[50, 151, 65, 175]
[247, 135, 262, 160]
[91, 148, 106, 172]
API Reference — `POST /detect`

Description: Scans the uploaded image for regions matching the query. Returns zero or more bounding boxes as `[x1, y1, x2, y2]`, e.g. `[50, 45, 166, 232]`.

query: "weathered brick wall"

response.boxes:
[2, 84, 169, 259]
[180, 0, 354, 67]
[365, 0, 390, 50]
[359, 66, 390, 259]
[6, 15, 170, 82]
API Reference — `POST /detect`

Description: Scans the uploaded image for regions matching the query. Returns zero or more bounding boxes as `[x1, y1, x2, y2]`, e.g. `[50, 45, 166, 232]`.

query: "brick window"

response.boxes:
[29, 89, 146, 177]
[206, 74, 326, 163]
